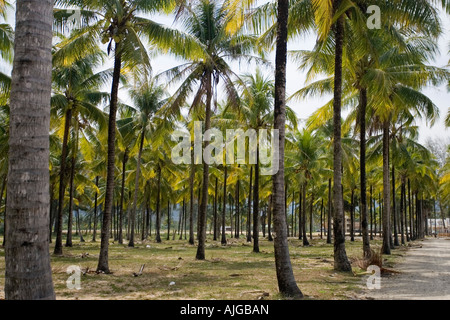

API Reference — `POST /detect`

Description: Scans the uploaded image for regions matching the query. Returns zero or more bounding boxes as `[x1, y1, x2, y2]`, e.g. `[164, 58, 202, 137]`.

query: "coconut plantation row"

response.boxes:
[0, 0, 450, 300]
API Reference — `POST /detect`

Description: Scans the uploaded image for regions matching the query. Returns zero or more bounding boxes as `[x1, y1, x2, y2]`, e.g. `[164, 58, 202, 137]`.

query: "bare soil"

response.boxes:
[361, 237, 450, 300]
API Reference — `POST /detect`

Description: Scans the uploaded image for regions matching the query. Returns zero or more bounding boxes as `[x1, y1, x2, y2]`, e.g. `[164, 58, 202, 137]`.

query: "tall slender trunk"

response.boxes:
[229, 195, 233, 237]
[77, 208, 84, 242]
[359, 88, 371, 257]
[235, 177, 240, 239]
[54, 107, 72, 255]
[1, 175, 6, 245]
[167, 201, 171, 241]
[267, 195, 273, 241]
[247, 166, 253, 242]
[221, 165, 228, 246]
[382, 120, 391, 254]
[118, 150, 128, 244]
[92, 176, 99, 242]
[332, 8, 352, 271]
[298, 189, 302, 240]
[5, 0, 55, 299]
[370, 185, 374, 240]
[310, 191, 314, 240]
[49, 184, 54, 243]
[253, 147, 260, 253]
[179, 198, 185, 240]
[400, 178, 406, 244]
[291, 192, 295, 237]
[213, 177, 218, 241]
[2, 193, 6, 247]
[129, 128, 145, 247]
[272, 0, 303, 297]
[196, 70, 212, 260]
[392, 158, 399, 247]
[65, 143, 76, 247]
[302, 183, 309, 246]
[189, 148, 195, 245]
[327, 178, 332, 244]
[320, 199, 324, 239]
[97, 42, 122, 273]
[350, 189, 355, 242]
[155, 165, 162, 243]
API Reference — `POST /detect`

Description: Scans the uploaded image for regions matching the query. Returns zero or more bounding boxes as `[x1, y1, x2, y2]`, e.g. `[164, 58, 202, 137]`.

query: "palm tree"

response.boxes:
[288, 128, 326, 246]
[233, 69, 275, 252]
[271, 0, 303, 298]
[162, 0, 262, 260]
[124, 78, 167, 247]
[54, 0, 198, 273]
[51, 41, 108, 254]
[4, 0, 55, 300]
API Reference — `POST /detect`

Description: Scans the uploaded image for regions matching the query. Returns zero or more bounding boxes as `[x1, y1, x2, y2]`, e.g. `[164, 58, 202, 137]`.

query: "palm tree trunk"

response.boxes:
[327, 178, 332, 244]
[54, 107, 72, 255]
[370, 185, 374, 240]
[235, 178, 240, 239]
[97, 42, 122, 273]
[268, 195, 273, 241]
[77, 208, 85, 242]
[129, 128, 145, 247]
[359, 88, 371, 257]
[189, 148, 195, 245]
[1, 175, 7, 243]
[179, 198, 185, 240]
[65, 147, 76, 247]
[196, 70, 212, 260]
[298, 189, 302, 240]
[118, 151, 127, 244]
[400, 178, 406, 244]
[392, 159, 399, 246]
[5, 0, 55, 299]
[156, 165, 162, 243]
[382, 119, 391, 254]
[221, 165, 228, 246]
[246, 166, 253, 242]
[350, 189, 355, 242]
[309, 191, 314, 240]
[320, 198, 324, 239]
[302, 183, 309, 246]
[167, 201, 171, 241]
[272, 0, 303, 298]
[291, 192, 295, 237]
[213, 177, 218, 241]
[253, 147, 260, 253]
[332, 8, 352, 271]
[92, 176, 99, 242]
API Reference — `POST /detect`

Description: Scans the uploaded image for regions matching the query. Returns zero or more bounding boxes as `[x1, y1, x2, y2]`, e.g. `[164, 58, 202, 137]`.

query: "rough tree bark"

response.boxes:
[5, 0, 55, 299]
[272, 0, 303, 298]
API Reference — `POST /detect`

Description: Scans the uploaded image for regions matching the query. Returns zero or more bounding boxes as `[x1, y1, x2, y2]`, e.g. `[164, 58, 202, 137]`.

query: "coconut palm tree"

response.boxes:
[123, 77, 167, 247]
[161, 0, 263, 260]
[4, 0, 55, 300]
[54, 0, 201, 273]
[270, 0, 303, 298]
[51, 41, 109, 254]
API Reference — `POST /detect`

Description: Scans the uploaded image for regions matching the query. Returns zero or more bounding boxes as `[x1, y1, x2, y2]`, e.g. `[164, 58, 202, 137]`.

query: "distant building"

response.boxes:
[427, 218, 450, 234]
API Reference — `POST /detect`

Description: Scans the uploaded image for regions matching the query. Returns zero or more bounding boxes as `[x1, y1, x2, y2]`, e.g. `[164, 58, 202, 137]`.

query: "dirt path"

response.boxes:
[362, 238, 450, 300]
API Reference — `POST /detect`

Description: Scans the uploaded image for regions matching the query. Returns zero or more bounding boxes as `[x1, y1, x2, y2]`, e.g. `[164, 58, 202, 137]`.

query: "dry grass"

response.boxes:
[0, 233, 409, 300]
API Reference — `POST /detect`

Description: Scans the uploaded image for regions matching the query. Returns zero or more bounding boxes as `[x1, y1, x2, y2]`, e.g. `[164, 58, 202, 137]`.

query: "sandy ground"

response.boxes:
[361, 237, 450, 300]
